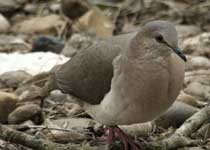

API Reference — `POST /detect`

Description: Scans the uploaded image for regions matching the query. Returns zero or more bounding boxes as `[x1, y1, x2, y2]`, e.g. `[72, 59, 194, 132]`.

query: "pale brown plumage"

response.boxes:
[53, 20, 186, 126]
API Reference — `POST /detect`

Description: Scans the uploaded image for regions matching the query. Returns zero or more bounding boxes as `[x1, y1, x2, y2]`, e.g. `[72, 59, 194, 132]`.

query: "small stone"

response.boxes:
[176, 25, 201, 42]
[184, 82, 210, 100]
[8, 104, 43, 124]
[0, 34, 29, 52]
[61, 33, 96, 57]
[13, 15, 65, 34]
[46, 90, 68, 103]
[24, 3, 38, 14]
[0, 14, 10, 32]
[65, 103, 83, 117]
[0, 70, 32, 89]
[182, 32, 210, 57]
[186, 56, 210, 71]
[15, 84, 42, 105]
[0, 0, 20, 15]
[184, 69, 210, 86]
[49, 3, 61, 13]
[76, 9, 114, 37]
[156, 101, 198, 128]
[0, 91, 18, 123]
[52, 118, 99, 129]
[61, 0, 89, 20]
[177, 91, 206, 108]
[31, 36, 64, 53]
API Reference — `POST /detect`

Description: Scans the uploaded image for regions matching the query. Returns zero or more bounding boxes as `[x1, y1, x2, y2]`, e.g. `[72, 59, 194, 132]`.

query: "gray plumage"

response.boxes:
[54, 33, 136, 105]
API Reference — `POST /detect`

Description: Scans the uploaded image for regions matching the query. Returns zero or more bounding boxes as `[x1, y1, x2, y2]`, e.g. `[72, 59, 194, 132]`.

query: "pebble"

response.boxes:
[184, 82, 210, 100]
[62, 33, 96, 57]
[8, 104, 43, 124]
[0, 91, 18, 123]
[31, 36, 64, 53]
[61, 0, 89, 20]
[186, 56, 210, 71]
[0, 70, 32, 89]
[13, 15, 65, 34]
[0, 14, 10, 32]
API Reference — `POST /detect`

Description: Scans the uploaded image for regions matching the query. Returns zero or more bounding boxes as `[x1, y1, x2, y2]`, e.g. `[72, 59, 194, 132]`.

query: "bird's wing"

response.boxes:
[53, 41, 123, 105]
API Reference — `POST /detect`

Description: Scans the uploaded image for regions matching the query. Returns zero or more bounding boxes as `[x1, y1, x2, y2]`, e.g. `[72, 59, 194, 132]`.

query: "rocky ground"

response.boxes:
[0, 0, 210, 150]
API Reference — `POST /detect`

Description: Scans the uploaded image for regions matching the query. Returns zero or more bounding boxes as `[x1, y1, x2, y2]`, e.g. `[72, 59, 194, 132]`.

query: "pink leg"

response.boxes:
[101, 126, 139, 150]
[114, 126, 139, 150]
[104, 126, 115, 144]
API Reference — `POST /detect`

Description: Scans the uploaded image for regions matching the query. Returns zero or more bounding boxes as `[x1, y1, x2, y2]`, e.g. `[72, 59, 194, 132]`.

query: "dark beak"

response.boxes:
[163, 41, 187, 62]
[172, 48, 187, 62]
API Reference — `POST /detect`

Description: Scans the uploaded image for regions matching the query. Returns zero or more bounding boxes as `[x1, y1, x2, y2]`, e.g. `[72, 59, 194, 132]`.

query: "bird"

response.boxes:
[51, 20, 186, 150]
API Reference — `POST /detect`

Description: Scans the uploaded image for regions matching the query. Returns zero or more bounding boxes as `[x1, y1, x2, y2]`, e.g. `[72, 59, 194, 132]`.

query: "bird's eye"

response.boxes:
[155, 35, 164, 43]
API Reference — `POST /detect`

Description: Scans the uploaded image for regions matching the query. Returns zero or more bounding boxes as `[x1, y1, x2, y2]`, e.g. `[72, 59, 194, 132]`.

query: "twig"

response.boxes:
[27, 125, 90, 134]
[175, 105, 210, 136]
[145, 105, 210, 149]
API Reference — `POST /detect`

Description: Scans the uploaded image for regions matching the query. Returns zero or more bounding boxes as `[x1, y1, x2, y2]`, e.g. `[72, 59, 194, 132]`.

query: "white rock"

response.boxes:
[0, 52, 69, 75]
[184, 82, 210, 100]
[182, 32, 210, 56]
[176, 25, 201, 41]
[186, 56, 210, 70]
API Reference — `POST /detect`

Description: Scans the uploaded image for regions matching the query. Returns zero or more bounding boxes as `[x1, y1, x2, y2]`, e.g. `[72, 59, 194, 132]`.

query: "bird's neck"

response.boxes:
[120, 44, 171, 81]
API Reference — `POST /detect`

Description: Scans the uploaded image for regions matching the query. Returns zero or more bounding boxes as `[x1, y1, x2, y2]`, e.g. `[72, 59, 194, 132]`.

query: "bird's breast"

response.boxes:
[88, 61, 174, 125]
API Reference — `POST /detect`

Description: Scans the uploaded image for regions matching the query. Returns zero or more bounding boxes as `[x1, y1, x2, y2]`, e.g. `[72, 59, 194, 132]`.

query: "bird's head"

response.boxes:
[131, 20, 186, 62]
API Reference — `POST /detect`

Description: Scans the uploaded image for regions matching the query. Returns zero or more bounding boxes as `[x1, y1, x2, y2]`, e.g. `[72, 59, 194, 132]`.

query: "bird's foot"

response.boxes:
[103, 126, 115, 144]
[104, 126, 139, 150]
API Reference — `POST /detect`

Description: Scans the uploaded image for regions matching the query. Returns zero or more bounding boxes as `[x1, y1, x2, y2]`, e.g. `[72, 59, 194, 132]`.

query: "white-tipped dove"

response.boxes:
[52, 20, 186, 149]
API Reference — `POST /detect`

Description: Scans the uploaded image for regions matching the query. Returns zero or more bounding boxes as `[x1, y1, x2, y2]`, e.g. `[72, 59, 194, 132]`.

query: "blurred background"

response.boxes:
[0, 0, 210, 150]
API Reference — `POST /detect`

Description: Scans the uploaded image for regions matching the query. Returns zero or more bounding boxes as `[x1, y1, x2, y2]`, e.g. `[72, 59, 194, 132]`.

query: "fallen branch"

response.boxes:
[146, 105, 210, 149]
[0, 124, 104, 150]
[175, 105, 210, 136]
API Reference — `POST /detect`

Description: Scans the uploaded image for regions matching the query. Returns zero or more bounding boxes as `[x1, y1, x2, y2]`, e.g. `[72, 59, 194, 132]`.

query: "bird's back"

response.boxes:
[53, 32, 136, 105]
